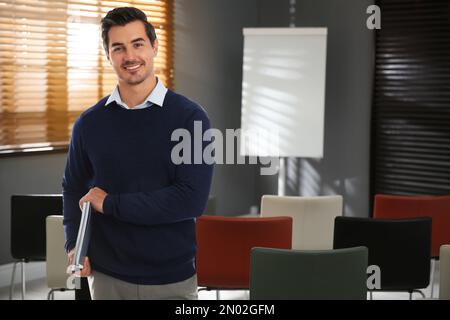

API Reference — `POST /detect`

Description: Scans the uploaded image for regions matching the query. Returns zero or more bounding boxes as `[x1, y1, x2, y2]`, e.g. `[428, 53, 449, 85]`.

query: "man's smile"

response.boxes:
[123, 63, 144, 72]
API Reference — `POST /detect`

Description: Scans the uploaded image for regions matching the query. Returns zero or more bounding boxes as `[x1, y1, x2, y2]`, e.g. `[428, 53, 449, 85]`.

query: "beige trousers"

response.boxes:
[88, 270, 198, 300]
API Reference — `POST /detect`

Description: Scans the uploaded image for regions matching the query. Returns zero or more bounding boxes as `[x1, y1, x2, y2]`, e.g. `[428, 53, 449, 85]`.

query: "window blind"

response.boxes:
[0, 0, 173, 154]
[371, 0, 450, 196]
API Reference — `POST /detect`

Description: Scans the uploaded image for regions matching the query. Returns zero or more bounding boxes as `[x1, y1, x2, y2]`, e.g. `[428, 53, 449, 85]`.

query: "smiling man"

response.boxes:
[62, 7, 213, 300]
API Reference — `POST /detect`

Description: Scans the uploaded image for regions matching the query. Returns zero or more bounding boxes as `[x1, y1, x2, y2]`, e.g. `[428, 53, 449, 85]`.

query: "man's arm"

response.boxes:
[62, 117, 93, 252]
[102, 109, 214, 226]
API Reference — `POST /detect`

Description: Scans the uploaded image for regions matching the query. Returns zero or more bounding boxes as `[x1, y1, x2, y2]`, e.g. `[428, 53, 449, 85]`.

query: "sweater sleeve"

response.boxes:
[62, 117, 93, 252]
[102, 108, 214, 226]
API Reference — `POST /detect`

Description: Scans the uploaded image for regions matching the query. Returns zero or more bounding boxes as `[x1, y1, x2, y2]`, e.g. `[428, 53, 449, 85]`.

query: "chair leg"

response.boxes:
[409, 291, 412, 300]
[47, 289, 55, 300]
[21, 259, 26, 300]
[9, 261, 18, 300]
[216, 290, 221, 300]
[413, 289, 425, 299]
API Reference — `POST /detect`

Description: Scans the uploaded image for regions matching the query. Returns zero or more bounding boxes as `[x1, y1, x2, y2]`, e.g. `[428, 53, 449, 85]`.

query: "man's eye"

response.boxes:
[134, 43, 143, 47]
[113, 47, 122, 52]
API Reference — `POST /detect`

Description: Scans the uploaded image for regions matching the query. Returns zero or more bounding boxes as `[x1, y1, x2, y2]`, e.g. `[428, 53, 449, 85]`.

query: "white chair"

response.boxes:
[260, 195, 343, 250]
[46, 215, 73, 299]
[440, 245, 450, 300]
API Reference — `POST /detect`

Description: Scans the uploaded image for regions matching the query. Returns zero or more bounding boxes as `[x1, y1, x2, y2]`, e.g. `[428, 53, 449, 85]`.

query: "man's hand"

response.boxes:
[67, 249, 91, 277]
[79, 187, 107, 214]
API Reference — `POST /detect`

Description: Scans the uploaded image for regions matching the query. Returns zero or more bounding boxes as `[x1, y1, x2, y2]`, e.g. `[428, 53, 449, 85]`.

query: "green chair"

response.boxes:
[250, 246, 368, 300]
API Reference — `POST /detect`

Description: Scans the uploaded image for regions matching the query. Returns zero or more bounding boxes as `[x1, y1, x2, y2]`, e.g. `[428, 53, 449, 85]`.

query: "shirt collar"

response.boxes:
[105, 78, 168, 109]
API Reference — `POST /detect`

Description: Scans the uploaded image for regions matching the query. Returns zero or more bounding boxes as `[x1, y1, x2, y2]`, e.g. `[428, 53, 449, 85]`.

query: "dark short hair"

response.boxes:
[101, 7, 157, 52]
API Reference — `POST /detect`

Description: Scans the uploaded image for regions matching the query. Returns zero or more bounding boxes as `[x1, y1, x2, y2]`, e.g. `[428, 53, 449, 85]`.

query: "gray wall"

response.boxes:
[256, 0, 375, 217]
[0, 153, 67, 264]
[173, 0, 260, 215]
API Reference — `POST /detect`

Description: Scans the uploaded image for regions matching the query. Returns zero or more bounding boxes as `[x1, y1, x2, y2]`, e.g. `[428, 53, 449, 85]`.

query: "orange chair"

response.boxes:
[196, 216, 292, 296]
[373, 194, 450, 297]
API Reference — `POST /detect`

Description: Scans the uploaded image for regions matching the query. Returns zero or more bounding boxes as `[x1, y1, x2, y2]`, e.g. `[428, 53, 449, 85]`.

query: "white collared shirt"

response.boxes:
[105, 78, 168, 110]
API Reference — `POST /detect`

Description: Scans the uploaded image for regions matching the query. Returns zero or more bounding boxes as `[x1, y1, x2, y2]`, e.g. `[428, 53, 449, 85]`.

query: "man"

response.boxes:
[63, 7, 213, 300]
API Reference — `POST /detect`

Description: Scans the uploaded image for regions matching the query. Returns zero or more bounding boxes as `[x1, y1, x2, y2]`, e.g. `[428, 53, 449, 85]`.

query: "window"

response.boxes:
[371, 0, 450, 197]
[0, 0, 173, 155]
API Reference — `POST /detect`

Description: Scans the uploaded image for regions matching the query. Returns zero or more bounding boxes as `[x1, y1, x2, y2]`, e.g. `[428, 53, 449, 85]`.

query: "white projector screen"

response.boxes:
[240, 28, 327, 158]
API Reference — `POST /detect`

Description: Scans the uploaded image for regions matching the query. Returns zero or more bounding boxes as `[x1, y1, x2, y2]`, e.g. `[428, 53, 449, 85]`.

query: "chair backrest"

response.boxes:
[250, 246, 368, 300]
[260, 195, 343, 250]
[11, 194, 63, 261]
[374, 194, 450, 257]
[334, 216, 431, 291]
[46, 215, 70, 290]
[440, 245, 450, 300]
[196, 215, 292, 289]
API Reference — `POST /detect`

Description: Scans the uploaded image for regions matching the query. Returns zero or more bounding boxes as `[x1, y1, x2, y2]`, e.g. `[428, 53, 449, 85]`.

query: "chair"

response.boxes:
[374, 194, 450, 297]
[440, 245, 450, 300]
[260, 195, 343, 250]
[250, 246, 368, 300]
[10, 194, 62, 299]
[334, 216, 431, 299]
[196, 215, 292, 298]
[46, 215, 74, 299]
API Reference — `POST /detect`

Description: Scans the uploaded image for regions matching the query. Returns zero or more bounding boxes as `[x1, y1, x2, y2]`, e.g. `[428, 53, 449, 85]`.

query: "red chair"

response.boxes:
[373, 194, 450, 297]
[196, 216, 292, 297]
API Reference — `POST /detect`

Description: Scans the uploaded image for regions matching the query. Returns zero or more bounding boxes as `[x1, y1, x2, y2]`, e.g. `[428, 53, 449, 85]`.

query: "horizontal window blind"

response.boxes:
[0, 0, 173, 153]
[371, 0, 450, 196]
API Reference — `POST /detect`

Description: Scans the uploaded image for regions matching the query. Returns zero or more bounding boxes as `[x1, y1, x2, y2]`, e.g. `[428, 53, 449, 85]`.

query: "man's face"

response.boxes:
[106, 20, 157, 86]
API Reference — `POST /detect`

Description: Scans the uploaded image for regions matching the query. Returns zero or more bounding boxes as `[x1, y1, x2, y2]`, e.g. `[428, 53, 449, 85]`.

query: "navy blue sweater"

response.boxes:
[62, 89, 213, 285]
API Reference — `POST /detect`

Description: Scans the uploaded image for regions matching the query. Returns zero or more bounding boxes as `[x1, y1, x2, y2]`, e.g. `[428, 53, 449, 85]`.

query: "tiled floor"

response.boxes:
[0, 277, 247, 300]
[0, 263, 440, 300]
[0, 280, 440, 300]
[1, 277, 75, 300]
